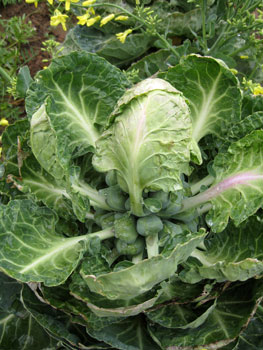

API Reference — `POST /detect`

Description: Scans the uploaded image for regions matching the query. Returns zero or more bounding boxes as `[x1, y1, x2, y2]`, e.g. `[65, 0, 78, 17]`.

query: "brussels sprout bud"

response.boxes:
[144, 198, 162, 213]
[137, 215, 163, 237]
[105, 170, 117, 187]
[114, 213, 138, 243]
[115, 236, 145, 256]
[99, 185, 127, 211]
[149, 191, 170, 210]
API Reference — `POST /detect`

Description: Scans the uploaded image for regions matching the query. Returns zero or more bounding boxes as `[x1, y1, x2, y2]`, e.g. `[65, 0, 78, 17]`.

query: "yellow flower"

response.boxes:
[50, 9, 69, 31]
[77, 11, 91, 25]
[230, 68, 238, 75]
[25, 0, 38, 7]
[240, 55, 249, 59]
[0, 118, 9, 126]
[82, 0, 96, 5]
[115, 15, 129, 21]
[116, 29, 132, 43]
[0, 147, 2, 158]
[59, 0, 79, 11]
[100, 14, 115, 26]
[253, 85, 263, 95]
[86, 15, 101, 27]
[47, 0, 53, 4]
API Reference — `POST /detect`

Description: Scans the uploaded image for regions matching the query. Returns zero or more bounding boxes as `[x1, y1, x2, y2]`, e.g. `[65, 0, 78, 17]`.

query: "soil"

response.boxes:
[0, 1, 67, 77]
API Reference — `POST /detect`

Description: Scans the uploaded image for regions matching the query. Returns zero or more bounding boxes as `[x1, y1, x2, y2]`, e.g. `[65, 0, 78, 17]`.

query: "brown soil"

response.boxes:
[0, 1, 66, 77]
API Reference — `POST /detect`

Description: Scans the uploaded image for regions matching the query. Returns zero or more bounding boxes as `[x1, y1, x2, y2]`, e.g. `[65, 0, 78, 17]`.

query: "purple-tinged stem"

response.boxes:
[180, 172, 263, 213]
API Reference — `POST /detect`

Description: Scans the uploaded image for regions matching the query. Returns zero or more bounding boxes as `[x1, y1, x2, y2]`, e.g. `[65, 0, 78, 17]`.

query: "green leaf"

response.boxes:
[87, 316, 161, 350]
[26, 52, 130, 168]
[186, 216, 263, 282]
[16, 65, 32, 98]
[80, 229, 206, 300]
[0, 273, 58, 350]
[70, 272, 161, 317]
[63, 26, 152, 67]
[0, 200, 87, 286]
[21, 155, 73, 218]
[93, 78, 199, 216]
[206, 130, 263, 232]
[30, 103, 65, 179]
[146, 300, 216, 329]
[148, 280, 261, 349]
[160, 54, 242, 142]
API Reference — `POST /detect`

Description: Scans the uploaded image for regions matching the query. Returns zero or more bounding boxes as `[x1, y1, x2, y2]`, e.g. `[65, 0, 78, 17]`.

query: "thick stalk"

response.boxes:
[180, 172, 263, 213]
[190, 248, 213, 267]
[71, 182, 112, 211]
[129, 184, 145, 216]
[190, 174, 215, 195]
[146, 234, 159, 258]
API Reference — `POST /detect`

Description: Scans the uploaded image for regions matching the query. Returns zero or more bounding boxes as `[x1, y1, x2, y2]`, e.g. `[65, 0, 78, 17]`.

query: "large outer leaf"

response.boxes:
[63, 26, 152, 67]
[80, 229, 206, 300]
[185, 216, 263, 283]
[206, 130, 263, 232]
[87, 316, 161, 350]
[159, 54, 242, 142]
[148, 280, 261, 350]
[93, 78, 199, 216]
[26, 52, 130, 169]
[0, 273, 58, 350]
[0, 200, 86, 286]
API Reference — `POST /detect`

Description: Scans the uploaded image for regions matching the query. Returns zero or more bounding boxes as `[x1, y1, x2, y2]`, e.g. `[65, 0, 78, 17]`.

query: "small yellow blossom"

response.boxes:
[86, 15, 101, 27]
[230, 68, 238, 75]
[59, 0, 79, 11]
[50, 10, 69, 31]
[240, 55, 249, 59]
[253, 85, 263, 95]
[47, 0, 53, 4]
[0, 118, 9, 127]
[116, 29, 132, 43]
[77, 11, 91, 25]
[25, 0, 38, 7]
[115, 15, 129, 21]
[100, 14, 115, 26]
[82, 0, 96, 5]
[43, 66, 48, 69]
[0, 147, 2, 158]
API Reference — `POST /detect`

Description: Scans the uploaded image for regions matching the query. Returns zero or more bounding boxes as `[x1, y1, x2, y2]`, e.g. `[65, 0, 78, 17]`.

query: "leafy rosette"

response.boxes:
[1, 51, 263, 350]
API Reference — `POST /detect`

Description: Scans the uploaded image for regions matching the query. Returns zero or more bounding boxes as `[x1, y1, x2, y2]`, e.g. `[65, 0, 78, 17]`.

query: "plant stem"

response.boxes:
[146, 234, 159, 258]
[201, 0, 208, 54]
[190, 174, 215, 195]
[190, 248, 213, 267]
[71, 182, 112, 211]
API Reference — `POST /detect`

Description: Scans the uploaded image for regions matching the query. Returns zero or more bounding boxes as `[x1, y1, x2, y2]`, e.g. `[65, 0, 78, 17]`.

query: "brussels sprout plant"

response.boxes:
[1, 51, 263, 349]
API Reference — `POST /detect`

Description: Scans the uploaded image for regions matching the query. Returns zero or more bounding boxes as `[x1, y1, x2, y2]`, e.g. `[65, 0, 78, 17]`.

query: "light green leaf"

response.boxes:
[80, 229, 206, 300]
[26, 52, 130, 168]
[0, 200, 111, 286]
[188, 216, 263, 282]
[93, 78, 199, 216]
[160, 54, 242, 142]
[206, 130, 263, 232]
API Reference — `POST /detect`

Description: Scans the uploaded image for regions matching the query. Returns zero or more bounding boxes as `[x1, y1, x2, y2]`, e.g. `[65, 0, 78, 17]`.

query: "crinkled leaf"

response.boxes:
[186, 216, 263, 282]
[146, 300, 216, 330]
[93, 78, 199, 216]
[206, 130, 263, 232]
[26, 52, 130, 169]
[80, 229, 206, 300]
[160, 54, 242, 142]
[0, 199, 87, 286]
[63, 26, 152, 67]
[148, 280, 260, 350]
[70, 272, 161, 317]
